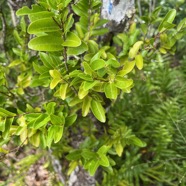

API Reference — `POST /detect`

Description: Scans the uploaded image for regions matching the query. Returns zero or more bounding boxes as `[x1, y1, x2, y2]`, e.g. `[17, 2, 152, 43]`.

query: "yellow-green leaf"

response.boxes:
[91, 100, 106, 123]
[115, 141, 123, 157]
[129, 41, 143, 59]
[0, 108, 16, 117]
[82, 96, 92, 117]
[28, 35, 63, 51]
[135, 54, 143, 70]
[60, 83, 68, 100]
[62, 32, 81, 47]
[50, 78, 61, 89]
[118, 60, 135, 76]
[158, 9, 177, 33]
[49, 69, 61, 79]
[78, 82, 89, 99]
[104, 83, 118, 100]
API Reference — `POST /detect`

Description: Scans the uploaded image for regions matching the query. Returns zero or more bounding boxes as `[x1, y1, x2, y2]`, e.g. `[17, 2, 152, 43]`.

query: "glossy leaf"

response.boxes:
[16, 5, 45, 16]
[83, 62, 93, 76]
[65, 114, 77, 127]
[53, 125, 64, 143]
[82, 96, 92, 117]
[158, 9, 176, 33]
[115, 76, 133, 90]
[62, 32, 81, 47]
[50, 78, 61, 89]
[46, 102, 56, 115]
[135, 54, 143, 70]
[67, 41, 88, 55]
[118, 60, 135, 76]
[28, 36, 63, 51]
[99, 155, 110, 167]
[115, 141, 123, 157]
[50, 114, 65, 125]
[33, 114, 50, 129]
[28, 18, 60, 34]
[91, 99, 106, 123]
[83, 81, 99, 91]
[90, 59, 105, 70]
[129, 41, 143, 59]
[60, 83, 68, 100]
[89, 159, 100, 176]
[107, 59, 120, 68]
[104, 83, 118, 100]
[0, 108, 16, 117]
[28, 11, 54, 22]
[78, 82, 89, 99]
[3, 117, 14, 139]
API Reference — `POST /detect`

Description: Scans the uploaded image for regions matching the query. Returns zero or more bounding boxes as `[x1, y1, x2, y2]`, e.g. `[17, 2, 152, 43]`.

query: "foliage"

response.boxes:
[0, 0, 186, 185]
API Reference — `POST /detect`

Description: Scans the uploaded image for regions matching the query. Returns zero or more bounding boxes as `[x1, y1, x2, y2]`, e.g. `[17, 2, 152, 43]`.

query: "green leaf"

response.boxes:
[65, 114, 77, 127]
[28, 11, 54, 22]
[104, 83, 118, 100]
[16, 5, 45, 16]
[115, 141, 123, 157]
[99, 155, 110, 167]
[90, 59, 105, 70]
[46, 102, 56, 115]
[78, 73, 93, 81]
[39, 52, 53, 69]
[88, 40, 99, 53]
[78, 82, 89, 99]
[130, 137, 146, 147]
[29, 132, 40, 147]
[28, 18, 60, 34]
[33, 114, 50, 129]
[0, 108, 16, 117]
[75, 22, 85, 38]
[67, 41, 88, 55]
[16, 6, 33, 15]
[49, 69, 61, 79]
[64, 13, 74, 34]
[115, 76, 133, 90]
[28, 35, 63, 51]
[135, 54, 143, 70]
[47, 126, 55, 147]
[118, 60, 135, 76]
[81, 149, 96, 160]
[91, 100, 106, 123]
[82, 96, 92, 117]
[3, 117, 14, 139]
[50, 114, 65, 125]
[0, 120, 5, 132]
[129, 41, 143, 59]
[60, 83, 68, 100]
[177, 18, 186, 31]
[91, 28, 109, 36]
[158, 9, 177, 33]
[107, 59, 120, 68]
[88, 159, 100, 176]
[68, 97, 82, 107]
[97, 145, 110, 155]
[62, 32, 81, 47]
[83, 62, 93, 76]
[83, 81, 99, 91]
[66, 150, 82, 160]
[50, 78, 61, 89]
[53, 125, 64, 143]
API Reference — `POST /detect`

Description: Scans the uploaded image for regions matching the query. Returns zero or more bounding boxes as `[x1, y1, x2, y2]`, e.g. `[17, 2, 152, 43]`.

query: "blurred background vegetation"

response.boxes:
[0, 0, 186, 185]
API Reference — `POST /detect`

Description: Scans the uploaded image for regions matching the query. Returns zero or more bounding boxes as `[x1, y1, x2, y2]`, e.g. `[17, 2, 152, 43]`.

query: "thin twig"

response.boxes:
[137, 0, 142, 17]
[7, 0, 17, 27]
